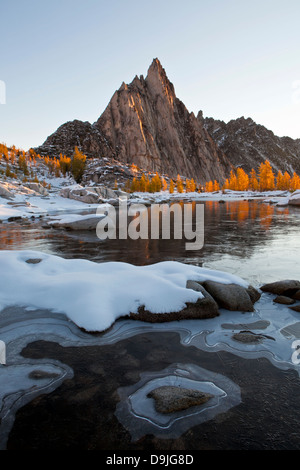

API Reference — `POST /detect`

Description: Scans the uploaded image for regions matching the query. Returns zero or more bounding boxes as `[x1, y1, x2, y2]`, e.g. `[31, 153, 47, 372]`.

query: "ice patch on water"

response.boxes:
[115, 363, 241, 440]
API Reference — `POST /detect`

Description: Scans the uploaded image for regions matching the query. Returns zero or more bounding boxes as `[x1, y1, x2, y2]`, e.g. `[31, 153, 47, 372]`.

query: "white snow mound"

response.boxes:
[0, 250, 248, 331]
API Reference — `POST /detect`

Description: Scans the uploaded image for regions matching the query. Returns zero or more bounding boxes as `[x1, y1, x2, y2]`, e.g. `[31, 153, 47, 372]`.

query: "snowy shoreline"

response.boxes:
[1, 178, 299, 223]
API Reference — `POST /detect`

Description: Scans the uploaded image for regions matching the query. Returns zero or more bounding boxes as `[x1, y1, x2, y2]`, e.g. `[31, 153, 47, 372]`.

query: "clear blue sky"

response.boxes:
[1, 0, 300, 150]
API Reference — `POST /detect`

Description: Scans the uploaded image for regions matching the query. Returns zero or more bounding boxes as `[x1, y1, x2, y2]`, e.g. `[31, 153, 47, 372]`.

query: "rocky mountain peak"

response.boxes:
[33, 59, 233, 183]
[145, 58, 175, 105]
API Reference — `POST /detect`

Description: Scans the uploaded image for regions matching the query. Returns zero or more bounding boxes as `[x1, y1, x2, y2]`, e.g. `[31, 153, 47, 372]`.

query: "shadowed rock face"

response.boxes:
[34, 59, 232, 183]
[202, 114, 300, 174]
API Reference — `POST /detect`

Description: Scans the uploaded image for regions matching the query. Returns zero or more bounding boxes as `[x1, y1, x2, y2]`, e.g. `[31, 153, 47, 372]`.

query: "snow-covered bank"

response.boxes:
[1, 178, 299, 224]
[0, 250, 249, 332]
[0, 181, 101, 221]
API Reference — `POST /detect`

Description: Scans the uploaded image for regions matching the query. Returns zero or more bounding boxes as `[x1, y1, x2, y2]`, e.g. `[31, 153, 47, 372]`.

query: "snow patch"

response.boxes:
[0, 250, 248, 332]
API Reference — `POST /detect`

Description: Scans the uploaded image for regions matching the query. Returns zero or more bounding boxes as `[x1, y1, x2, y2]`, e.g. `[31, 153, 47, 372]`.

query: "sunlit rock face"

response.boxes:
[34, 59, 232, 184]
[94, 58, 232, 183]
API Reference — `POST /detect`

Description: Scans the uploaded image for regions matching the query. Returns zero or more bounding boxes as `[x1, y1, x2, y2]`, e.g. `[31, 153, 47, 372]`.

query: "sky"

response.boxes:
[0, 0, 300, 150]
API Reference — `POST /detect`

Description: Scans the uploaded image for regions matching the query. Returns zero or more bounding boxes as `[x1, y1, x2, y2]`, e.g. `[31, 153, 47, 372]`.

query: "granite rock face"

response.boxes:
[34, 59, 232, 184]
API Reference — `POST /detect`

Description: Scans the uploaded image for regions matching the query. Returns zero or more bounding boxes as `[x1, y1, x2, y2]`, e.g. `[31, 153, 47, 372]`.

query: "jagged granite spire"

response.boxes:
[34, 59, 233, 182]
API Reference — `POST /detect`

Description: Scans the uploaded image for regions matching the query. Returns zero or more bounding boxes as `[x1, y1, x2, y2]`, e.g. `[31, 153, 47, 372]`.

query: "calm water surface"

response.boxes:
[1, 199, 299, 285]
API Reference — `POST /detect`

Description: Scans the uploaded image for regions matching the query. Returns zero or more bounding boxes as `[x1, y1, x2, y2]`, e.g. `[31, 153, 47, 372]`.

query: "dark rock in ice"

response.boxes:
[25, 258, 43, 264]
[232, 330, 275, 343]
[147, 385, 213, 414]
[273, 295, 295, 305]
[289, 305, 300, 313]
[28, 369, 60, 379]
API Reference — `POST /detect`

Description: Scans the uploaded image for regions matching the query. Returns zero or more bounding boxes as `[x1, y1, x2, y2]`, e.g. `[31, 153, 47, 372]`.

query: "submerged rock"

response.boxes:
[147, 386, 213, 414]
[232, 331, 275, 344]
[28, 369, 60, 380]
[25, 258, 43, 264]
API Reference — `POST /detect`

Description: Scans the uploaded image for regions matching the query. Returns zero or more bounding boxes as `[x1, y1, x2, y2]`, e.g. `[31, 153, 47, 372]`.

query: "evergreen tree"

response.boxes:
[169, 179, 175, 194]
[71, 147, 86, 183]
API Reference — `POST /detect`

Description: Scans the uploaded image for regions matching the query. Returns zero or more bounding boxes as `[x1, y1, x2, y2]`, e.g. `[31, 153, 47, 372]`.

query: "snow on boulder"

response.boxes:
[0, 250, 251, 332]
[47, 213, 106, 230]
[288, 190, 300, 206]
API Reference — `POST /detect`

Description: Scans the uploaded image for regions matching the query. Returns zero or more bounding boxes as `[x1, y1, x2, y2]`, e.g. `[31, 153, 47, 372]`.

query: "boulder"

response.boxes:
[0, 183, 14, 199]
[60, 187, 100, 204]
[260, 280, 300, 296]
[60, 185, 118, 204]
[130, 281, 220, 323]
[23, 182, 49, 196]
[292, 290, 300, 301]
[147, 386, 213, 414]
[202, 280, 256, 312]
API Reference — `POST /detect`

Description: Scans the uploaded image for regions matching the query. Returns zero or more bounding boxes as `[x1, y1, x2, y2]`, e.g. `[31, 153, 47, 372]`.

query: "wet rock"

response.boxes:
[232, 330, 275, 343]
[25, 258, 43, 264]
[147, 386, 213, 414]
[202, 281, 255, 312]
[28, 369, 60, 379]
[273, 295, 295, 305]
[260, 280, 300, 296]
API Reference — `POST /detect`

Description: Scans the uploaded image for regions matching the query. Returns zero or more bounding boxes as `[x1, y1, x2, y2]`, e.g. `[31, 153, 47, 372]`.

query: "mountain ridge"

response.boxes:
[34, 58, 300, 181]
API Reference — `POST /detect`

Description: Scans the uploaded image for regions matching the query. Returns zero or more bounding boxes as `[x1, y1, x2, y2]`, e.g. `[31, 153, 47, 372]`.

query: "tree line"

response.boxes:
[128, 160, 300, 194]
